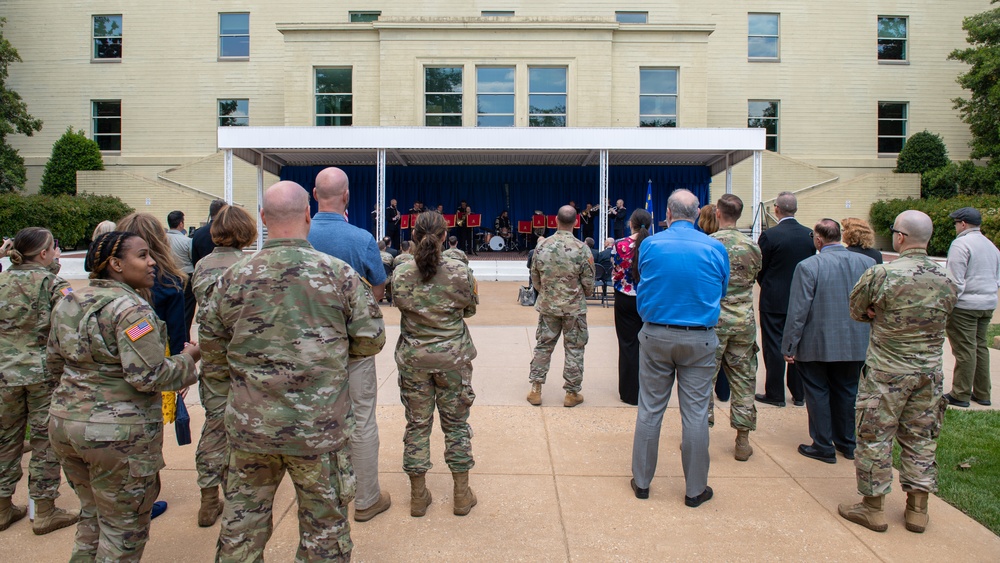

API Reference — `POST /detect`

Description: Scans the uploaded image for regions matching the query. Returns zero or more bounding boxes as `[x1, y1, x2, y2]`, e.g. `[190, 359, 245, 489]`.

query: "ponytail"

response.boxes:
[412, 212, 447, 282]
[629, 209, 653, 282]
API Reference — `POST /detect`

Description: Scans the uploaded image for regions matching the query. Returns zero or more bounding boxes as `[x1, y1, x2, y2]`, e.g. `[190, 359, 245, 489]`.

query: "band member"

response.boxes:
[495, 211, 513, 248]
[531, 210, 547, 249]
[386, 198, 401, 249]
[581, 203, 595, 243]
[456, 201, 471, 254]
[608, 199, 627, 239]
[465, 205, 477, 256]
[409, 201, 425, 215]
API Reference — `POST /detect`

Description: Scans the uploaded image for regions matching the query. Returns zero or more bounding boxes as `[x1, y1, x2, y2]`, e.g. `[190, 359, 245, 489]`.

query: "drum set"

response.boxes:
[477, 228, 519, 252]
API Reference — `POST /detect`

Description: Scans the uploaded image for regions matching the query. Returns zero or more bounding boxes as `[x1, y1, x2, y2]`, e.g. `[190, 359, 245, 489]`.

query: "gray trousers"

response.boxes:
[632, 323, 717, 498]
[348, 356, 382, 510]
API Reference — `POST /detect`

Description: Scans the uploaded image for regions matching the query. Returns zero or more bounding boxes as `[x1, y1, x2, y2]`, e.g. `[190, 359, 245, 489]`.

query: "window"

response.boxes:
[92, 100, 121, 152]
[425, 68, 463, 126]
[529, 67, 567, 127]
[878, 16, 908, 61]
[481, 11, 514, 17]
[616, 12, 648, 24]
[878, 102, 907, 154]
[219, 13, 250, 59]
[350, 11, 380, 23]
[93, 15, 122, 60]
[477, 67, 515, 126]
[748, 13, 779, 60]
[748, 101, 779, 152]
[218, 99, 249, 126]
[639, 69, 677, 127]
[316, 68, 352, 126]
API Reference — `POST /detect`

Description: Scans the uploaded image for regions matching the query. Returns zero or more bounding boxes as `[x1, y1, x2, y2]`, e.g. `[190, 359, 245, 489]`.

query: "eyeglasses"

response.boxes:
[53, 239, 59, 248]
[889, 226, 909, 237]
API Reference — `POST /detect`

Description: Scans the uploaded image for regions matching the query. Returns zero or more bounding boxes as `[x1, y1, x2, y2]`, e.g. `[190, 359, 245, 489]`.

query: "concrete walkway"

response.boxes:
[2, 282, 998, 561]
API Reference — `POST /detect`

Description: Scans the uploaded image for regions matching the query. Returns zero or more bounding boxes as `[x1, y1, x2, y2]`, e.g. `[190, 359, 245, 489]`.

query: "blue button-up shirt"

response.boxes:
[308, 212, 387, 286]
[636, 220, 730, 327]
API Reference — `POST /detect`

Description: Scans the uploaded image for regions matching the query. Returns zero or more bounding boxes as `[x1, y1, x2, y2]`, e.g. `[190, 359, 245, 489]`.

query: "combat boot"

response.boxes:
[527, 382, 542, 406]
[904, 491, 929, 533]
[564, 392, 584, 408]
[838, 495, 888, 532]
[32, 499, 78, 535]
[198, 486, 222, 527]
[0, 497, 26, 531]
[708, 399, 715, 427]
[734, 429, 753, 461]
[409, 474, 432, 517]
[452, 472, 477, 516]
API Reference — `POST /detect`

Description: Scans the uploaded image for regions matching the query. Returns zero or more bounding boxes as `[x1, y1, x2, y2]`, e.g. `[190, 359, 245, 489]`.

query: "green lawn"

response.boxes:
[896, 409, 1000, 536]
[988, 323, 1000, 346]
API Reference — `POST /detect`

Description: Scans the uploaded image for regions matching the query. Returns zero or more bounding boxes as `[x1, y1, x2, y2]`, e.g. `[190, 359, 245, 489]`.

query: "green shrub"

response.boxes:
[922, 163, 959, 199]
[76, 192, 134, 243]
[896, 130, 950, 175]
[0, 193, 132, 248]
[39, 128, 104, 196]
[0, 143, 27, 193]
[956, 160, 1000, 196]
[870, 195, 1000, 256]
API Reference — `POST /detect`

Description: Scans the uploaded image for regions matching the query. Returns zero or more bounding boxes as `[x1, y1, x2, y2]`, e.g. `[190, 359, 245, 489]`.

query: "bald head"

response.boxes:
[313, 167, 350, 213]
[775, 192, 797, 217]
[556, 205, 577, 230]
[667, 189, 699, 223]
[262, 181, 310, 239]
[895, 210, 933, 248]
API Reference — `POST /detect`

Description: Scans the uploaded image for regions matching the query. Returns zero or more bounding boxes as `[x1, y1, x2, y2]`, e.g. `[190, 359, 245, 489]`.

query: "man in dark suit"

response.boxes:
[385, 198, 401, 249]
[755, 192, 815, 407]
[191, 199, 227, 266]
[781, 219, 875, 463]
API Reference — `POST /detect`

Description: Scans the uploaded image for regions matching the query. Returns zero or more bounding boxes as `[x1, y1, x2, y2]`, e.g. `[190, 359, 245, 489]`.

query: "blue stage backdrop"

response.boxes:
[280, 165, 711, 237]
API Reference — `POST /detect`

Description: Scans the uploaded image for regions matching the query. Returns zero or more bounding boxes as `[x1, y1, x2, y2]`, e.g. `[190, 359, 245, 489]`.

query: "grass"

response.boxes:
[988, 323, 1000, 347]
[894, 409, 1000, 536]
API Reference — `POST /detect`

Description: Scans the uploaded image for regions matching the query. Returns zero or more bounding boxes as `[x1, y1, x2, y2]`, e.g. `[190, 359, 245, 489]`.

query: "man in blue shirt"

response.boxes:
[630, 189, 729, 508]
[307, 167, 391, 523]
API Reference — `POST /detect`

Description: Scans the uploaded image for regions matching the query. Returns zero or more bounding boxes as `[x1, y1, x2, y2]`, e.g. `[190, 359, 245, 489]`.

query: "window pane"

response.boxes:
[878, 40, 905, 60]
[94, 117, 120, 134]
[878, 137, 904, 154]
[316, 116, 353, 126]
[350, 12, 380, 23]
[748, 37, 778, 58]
[316, 95, 353, 115]
[220, 116, 249, 126]
[529, 94, 566, 114]
[94, 38, 122, 59]
[477, 67, 514, 93]
[220, 13, 249, 35]
[640, 118, 676, 128]
[529, 115, 566, 127]
[93, 16, 122, 37]
[748, 101, 778, 118]
[878, 103, 906, 119]
[95, 135, 121, 151]
[639, 96, 677, 116]
[316, 69, 352, 93]
[477, 94, 515, 114]
[878, 17, 907, 39]
[93, 101, 121, 117]
[426, 115, 463, 127]
[640, 70, 677, 95]
[748, 14, 778, 36]
[878, 120, 906, 137]
[220, 36, 249, 58]
[425, 68, 463, 93]
[616, 12, 648, 24]
[425, 94, 462, 114]
[765, 137, 778, 152]
[529, 68, 566, 93]
[219, 99, 249, 118]
[477, 115, 515, 127]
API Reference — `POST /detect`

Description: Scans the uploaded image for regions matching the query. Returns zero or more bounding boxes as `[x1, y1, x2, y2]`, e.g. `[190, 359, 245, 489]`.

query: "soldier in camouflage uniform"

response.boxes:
[393, 241, 414, 269]
[709, 195, 762, 461]
[528, 205, 596, 407]
[443, 235, 469, 264]
[190, 205, 256, 527]
[0, 227, 79, 534]
[838, 210, 958, 534]
[392, 212, 479, 517]
[47, 231, 201, 561]
[201, 182, 385, 562]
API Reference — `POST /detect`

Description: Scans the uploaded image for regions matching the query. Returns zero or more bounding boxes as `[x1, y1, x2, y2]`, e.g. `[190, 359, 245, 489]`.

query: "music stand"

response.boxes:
[444, 214, 456, 228]
[546, 215, 557, 229]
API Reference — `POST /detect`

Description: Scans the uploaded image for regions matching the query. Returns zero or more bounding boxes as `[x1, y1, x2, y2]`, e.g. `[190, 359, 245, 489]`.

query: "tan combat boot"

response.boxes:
[409, 474, 432, 517]
[198, 486, 222, 527]
[32, 499, 79, 535]
[527, 382, 542, 406]
[734, 429, 753, 462]
[0, 497, 27, 531]
[452, 472, 477, 516]
[564, 392, 584, 408]
[708, 399, 715, 427]
[838, 495, 888, 532]
[904, 491, 929, 533]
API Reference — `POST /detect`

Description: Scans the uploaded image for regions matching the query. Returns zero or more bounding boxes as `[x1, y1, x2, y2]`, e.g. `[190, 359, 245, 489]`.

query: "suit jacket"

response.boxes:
[756, 218, 815, 314]
[781, 245, 875, 362]
[190, 221, 216, 266]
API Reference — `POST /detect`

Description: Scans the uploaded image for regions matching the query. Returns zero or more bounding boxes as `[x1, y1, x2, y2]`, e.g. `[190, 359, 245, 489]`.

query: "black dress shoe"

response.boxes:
[685, 486, 713, 508]
[755, 393, 786, 407]
[944, 393, 970, 408]
[798, 444, 836, 464]
[972, 397, 992, 406]
[630, 478, 649, 500]
[836, 446, 855, 460]
[792, 399, 805, 407]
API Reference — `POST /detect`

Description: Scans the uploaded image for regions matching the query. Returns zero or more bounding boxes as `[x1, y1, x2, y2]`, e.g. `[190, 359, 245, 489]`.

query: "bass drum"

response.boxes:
[489, 236, 506, 251]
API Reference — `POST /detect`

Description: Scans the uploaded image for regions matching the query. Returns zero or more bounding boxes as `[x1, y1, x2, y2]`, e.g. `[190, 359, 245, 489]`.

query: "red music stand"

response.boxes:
[546, 215, 557, 229]
[467, 214, 482, 228]
[444, 214, 456, 228]
[400, 215, 410, 230]
[517, 221, 532, 234]
[532, 214, 546, 229]
[575, 215, 581, 229]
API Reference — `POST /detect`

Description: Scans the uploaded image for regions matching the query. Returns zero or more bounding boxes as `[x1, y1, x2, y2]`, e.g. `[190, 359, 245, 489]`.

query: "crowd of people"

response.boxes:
[0, 172, 996, 558]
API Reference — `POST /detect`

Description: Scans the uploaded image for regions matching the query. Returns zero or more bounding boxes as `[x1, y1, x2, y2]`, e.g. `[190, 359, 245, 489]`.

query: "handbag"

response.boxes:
[175, 394, 192, 446]
[518, 285, 537, 307]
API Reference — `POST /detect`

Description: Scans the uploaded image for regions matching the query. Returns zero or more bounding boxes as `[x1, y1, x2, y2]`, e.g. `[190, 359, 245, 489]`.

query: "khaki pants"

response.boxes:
[946, 307, 993, 402]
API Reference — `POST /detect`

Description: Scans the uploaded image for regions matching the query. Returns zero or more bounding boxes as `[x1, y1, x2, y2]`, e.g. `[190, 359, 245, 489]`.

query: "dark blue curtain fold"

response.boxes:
[281, 165, 711, 236]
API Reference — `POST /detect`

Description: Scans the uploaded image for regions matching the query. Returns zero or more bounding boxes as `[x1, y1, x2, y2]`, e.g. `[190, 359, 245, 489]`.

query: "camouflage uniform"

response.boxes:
[0, 263, 71, 503]
[393, 253, 414, 269]
[529, 230, 596, 393]
[710, 228, 762, 430]
[443, 247, 469, 265]
[47, 279, 198, 562]
[192, 247, 244, 490]
[848, 248, 958, 496]
[380, 250, 394, 269]
[392, 255, 478, 475]
[200, 238, 385, 563]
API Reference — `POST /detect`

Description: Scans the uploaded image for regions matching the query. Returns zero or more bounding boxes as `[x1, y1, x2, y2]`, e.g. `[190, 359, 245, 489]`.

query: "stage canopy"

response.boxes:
[218, 126, 765, 249]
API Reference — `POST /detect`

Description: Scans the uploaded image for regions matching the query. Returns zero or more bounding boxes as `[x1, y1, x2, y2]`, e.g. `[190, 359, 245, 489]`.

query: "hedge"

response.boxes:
[0, 193, 133, 249]
[869, 195, 1000, 256]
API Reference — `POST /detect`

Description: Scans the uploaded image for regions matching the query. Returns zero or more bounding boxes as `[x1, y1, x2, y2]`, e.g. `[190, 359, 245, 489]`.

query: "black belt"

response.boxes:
[651, 323, 711, 331]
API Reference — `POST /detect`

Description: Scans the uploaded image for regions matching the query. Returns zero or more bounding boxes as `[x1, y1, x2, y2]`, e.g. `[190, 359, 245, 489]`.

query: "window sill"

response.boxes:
[91, 58, 122, 64]
[878, 60, 910, 65]
[748, 58, 781, 63]
[877, 153, 901, 158]
[218, 56, 250, 62]
[99, 151, 122, 156]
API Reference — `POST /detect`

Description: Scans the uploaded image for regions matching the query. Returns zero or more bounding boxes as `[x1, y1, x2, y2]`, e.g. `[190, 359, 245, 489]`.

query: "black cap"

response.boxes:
[949, 207, 982, 226]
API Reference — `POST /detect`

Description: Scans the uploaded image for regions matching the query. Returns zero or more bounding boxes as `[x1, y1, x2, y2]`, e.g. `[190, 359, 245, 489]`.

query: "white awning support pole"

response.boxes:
[598, 149, 609, 244]
[223, 149, 234, 205]
[725, 152, 733, 195]
[752, 150, 763, 242]
[256, 155, 265, 251]
[376, 149, 386, 240]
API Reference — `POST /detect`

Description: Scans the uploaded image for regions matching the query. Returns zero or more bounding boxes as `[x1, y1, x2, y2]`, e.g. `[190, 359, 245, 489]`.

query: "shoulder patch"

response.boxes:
[125, 318, 155, 342]
[60, 287, 73, 296]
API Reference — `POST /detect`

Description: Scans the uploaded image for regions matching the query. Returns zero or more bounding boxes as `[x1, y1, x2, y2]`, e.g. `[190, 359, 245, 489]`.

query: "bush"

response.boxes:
[0, 193, 133, 249]
[956, 160, 1000, 196]
[896, 130, 950, 176]
[39, 128, 104, 196]
[0, 143, 27, 193]
[870, 195, 1000, 256]
[922, 163, 959, 199]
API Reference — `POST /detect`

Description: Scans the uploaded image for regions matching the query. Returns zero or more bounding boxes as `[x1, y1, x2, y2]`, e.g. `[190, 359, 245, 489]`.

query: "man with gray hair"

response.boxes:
[630, 189, 729, 507]
[756, 191, 815, 407]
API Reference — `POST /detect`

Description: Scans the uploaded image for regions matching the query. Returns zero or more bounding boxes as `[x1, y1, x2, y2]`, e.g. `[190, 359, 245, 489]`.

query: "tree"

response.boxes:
[0, 18, 43, 193]
[950, 2, 1000, 160]
[39, 128, 104, 196]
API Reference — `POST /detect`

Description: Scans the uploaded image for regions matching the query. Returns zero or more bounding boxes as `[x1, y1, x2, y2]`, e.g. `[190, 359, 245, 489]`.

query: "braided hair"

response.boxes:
[7, 227, 53, 265]
[412, 211, 447, 282]
[86, 231, 140, 280]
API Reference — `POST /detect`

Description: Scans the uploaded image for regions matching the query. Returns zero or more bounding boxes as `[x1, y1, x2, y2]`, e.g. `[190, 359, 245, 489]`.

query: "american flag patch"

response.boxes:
[125, 319, 154, 342]
[60, 287, 72, 296]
